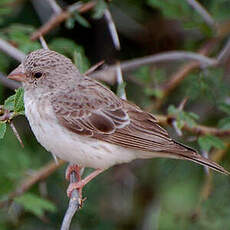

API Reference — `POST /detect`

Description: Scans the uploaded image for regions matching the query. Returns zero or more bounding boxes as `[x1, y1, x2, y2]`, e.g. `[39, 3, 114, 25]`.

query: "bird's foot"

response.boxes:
[65, 164, 82, 181]
[66, 168, 104, 199]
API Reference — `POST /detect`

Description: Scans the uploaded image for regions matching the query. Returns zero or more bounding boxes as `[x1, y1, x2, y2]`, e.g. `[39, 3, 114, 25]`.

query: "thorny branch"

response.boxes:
[155, 114, 230, 137]
[31, 1, 96, 41]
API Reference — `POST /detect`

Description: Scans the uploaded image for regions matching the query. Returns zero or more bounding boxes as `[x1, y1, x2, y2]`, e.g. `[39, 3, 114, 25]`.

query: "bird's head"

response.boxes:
[8, 49, 80, 91]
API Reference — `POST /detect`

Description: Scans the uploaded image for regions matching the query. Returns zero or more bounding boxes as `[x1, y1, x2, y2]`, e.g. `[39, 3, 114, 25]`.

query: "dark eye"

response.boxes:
[34, 72, 43, 78]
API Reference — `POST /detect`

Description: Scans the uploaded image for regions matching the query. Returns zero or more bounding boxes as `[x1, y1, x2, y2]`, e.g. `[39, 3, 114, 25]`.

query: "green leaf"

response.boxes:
[218, 117, 230, 130]
[15, 193, 57, 217]
[168, 105, 199, 128]
[134, 66, 151, 83]
[73, 49, 90, 74]
[168, 105, 177, 116]
[198, 135, 225, 152]
[7, 24, 41, 54]
[92, 0, 107, 19]
[218, 103, 230, 115]
[144, 88, 163, 98]
[65, 17, 75, 29]
[73, 12, 91, 28]
[14, 88, 24, 114]
[4, 94, 15, 111]
[0, 122, 6, 139]
[180, 111, 199, 128]
[50, 38, 77, 57]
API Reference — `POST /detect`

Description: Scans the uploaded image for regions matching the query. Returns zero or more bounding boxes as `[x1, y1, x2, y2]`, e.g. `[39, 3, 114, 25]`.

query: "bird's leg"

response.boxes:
[65, 164, 83, 200]
[67, 168, 104, 198]
[65, 164, 82, 182]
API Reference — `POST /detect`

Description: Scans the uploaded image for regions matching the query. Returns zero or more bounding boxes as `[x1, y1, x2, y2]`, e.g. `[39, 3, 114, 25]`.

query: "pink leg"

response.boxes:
[67, 168, 104, 198]
[65, 164, 82, 181]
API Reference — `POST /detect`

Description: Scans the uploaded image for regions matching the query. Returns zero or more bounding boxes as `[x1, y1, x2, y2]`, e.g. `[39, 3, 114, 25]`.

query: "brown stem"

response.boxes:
[31, 1, 96, 41]
[156, 114, 230, 137]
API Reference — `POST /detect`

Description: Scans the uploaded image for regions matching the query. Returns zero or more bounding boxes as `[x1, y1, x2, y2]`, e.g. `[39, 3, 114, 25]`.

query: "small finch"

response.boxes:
[8, 49, 229, 197]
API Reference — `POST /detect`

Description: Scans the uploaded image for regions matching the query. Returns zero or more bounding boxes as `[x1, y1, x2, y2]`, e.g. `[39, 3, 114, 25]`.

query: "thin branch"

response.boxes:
[103, 8, 126, 100]
[84, 60, 105, 76]
[46, 0, 62, 14]
[31, 1, 96, 41]
[119, 51, 217, 72]
[155, 114, 230, 137]
[39, 36, 49, 49]
[0, 160, 65, 208]
[60, 168, 82, 230]
[104, 9, 120, 50]
[217, 37, 230, 64]
[0, 38, 25, 62]
[186, 0, 216, 29]
[9, 121, 24, 147]
[116, 61, 126, 99]
[89, 46, 219, 86]
[172, 120, 182, 136]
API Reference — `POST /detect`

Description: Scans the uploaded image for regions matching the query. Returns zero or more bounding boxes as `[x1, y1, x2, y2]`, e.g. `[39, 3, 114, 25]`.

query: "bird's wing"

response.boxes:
[50, 78, 172, 152]
[51, 78, 229, 175]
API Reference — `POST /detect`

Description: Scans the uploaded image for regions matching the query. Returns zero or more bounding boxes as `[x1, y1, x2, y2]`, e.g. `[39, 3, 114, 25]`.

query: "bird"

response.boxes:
[8, 49, 229, 198]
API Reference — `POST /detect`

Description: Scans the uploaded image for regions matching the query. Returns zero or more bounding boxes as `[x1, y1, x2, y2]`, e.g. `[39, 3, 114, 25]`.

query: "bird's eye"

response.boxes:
[34, 72, 43, 78]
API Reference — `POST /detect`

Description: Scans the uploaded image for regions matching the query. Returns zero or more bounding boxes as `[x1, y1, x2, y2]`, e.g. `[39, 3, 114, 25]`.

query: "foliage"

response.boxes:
[198, 135, 225, 152]
[15, 193, 56, 218]
[168, 104, 199, 129]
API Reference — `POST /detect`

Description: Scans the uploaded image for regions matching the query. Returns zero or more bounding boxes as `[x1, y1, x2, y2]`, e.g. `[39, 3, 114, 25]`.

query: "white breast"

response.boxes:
[24, 92, 138, 169]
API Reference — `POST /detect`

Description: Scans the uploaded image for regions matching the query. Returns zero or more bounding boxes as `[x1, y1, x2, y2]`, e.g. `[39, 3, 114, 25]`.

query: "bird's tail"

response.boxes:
[172, 141, 229, 175]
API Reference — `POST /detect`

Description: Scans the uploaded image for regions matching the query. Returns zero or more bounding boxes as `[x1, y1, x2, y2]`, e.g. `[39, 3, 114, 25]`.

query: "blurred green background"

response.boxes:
[1, 0, 230, 229]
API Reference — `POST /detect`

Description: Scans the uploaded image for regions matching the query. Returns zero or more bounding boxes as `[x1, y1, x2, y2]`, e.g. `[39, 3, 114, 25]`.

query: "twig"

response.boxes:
[171, 98, 188, 137]
[0, 72, 20, 90]
[155, 114, 230, 137]
[186, 0, 216, 29]
[89, 48, 217, 85]
[31, 1, 96, 40]
[89, 48, 217, 86]
[9, 121, 24, 147]
[84, 60, 104, 76]
[116, 61, 126, 99]
[0, 160, 65, 208]
[103, 8, 126, 100]
[0, 38, 25, 62]
[119, 51, 217, 72]
[217, 37, 230, 64]
[39, 36, 49, 49]
[46, 0, 62, 14]
[60, 168, 82, 230]
[104, 9, 120, 50]
[172, 120, 182, 136]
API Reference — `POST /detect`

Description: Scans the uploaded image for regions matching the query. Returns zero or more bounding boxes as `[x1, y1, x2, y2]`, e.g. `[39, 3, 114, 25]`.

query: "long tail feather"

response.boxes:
[173, 141, 229, 175]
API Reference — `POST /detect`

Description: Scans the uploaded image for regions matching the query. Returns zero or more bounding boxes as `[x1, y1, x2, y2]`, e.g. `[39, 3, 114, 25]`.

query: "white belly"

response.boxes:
[24, 94, 137, 169]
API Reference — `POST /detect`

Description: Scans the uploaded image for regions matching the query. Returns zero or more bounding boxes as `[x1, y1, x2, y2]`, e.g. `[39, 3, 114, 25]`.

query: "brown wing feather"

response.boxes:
[51, 78, 229, 175]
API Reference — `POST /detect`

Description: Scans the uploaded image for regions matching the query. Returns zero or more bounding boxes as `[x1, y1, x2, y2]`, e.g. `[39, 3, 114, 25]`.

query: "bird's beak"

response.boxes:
[7, 64, 26, 82]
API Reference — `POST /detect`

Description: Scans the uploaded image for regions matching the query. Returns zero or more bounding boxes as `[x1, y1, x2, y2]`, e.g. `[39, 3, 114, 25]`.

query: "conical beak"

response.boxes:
[7, 64, 26, 82]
